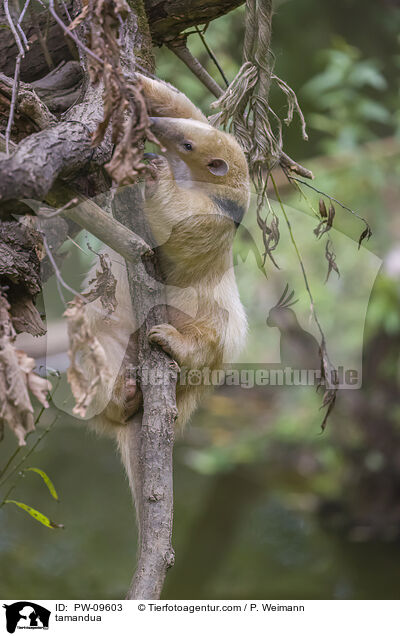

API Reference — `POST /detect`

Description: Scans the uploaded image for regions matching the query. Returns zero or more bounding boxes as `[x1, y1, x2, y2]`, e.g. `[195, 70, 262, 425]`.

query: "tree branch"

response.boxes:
[167, 38, 224, 98]
[0, 120, 93, 202]
[31, 61, 83, 113]
[0, 135, 152, 268]
[0, 67, 115, 203]
[65, 198, 153, 264]
[104, 2, 178, 599]
[116, 0, 178, 599]
[0, 72, 56, 132]
[147, 0, 244, 45]
[0, 1, 245, 80]
[115, 187, 177, 599]
[37, 189, 153, 264]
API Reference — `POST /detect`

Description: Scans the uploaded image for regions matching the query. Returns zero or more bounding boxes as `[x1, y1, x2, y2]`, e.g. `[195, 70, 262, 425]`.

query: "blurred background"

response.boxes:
[1, 0, 400, 600]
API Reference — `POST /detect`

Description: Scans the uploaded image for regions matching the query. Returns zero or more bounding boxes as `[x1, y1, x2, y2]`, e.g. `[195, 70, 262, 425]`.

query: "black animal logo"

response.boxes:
[3, 602, 50, 633]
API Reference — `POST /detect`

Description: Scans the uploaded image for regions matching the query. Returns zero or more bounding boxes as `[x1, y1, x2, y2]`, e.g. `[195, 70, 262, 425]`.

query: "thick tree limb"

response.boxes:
[31, 61, 82, 96]
[31, 61, 83, 113]
[27, 191, 153, 264]
[146, 0, 244, 44]
[84, 0, 177, 600]
[0, 72, 113, 204]
[114, 186, 177, 599]
[0, 1, 245, 81]
[0, 72, 57, 131]
[0, 135, 152, 267]
[110, 4, 176, 599]
[0, 121, 93, 202]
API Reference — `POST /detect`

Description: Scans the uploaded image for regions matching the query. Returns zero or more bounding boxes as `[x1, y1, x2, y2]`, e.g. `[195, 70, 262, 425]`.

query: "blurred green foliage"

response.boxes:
[303, 39, 391, 152]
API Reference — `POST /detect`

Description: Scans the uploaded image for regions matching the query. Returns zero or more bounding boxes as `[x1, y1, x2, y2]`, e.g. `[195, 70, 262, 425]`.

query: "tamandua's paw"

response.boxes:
[143, 152, 168, 168]
[144, 154, 171, 196]
[148, 323, 182, 361]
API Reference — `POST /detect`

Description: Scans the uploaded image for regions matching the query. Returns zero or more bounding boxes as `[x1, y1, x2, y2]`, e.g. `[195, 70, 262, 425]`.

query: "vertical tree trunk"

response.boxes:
[114, 1, 178, 599]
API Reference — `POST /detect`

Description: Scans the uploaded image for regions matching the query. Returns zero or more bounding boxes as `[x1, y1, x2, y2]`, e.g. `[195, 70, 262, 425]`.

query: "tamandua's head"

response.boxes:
[150, 116, 250, 208]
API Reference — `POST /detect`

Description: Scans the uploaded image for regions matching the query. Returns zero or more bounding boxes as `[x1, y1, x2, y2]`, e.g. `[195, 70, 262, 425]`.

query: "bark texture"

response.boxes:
[0, 0, 244, 80]
[0, 220, 45, 337]
[0, 0, 244, 82]
[114, 186, 178, 599]
[146, 0, 244, 44]
[0, 121, 93, 204]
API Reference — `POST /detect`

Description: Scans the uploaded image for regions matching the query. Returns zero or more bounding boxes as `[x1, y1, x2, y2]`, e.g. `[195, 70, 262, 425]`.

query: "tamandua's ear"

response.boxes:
[207, 158, 229, 176]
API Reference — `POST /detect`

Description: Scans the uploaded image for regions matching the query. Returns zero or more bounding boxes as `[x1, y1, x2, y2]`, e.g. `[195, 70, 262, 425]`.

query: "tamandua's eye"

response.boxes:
[183, 142, 193, 151]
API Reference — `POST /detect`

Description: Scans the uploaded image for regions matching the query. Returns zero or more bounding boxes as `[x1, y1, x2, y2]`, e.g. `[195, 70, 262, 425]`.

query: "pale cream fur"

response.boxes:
[79, 73, 250, 432]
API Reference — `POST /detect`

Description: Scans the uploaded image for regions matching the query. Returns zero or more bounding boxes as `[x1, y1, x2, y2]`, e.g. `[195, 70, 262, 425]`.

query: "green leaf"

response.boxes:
[4, 500, 64, 529]
[24, 467, 59, 500]
[356, 100, 391, 124]
[302, 68, 344, 97]
[349, 62, 387, 90]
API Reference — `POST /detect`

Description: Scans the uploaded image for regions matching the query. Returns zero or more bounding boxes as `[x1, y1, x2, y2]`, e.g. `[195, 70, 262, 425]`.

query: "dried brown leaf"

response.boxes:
[314, 202, 335, 239]
[80, 0, 159, 184]
[258, 209, 280, 269]
[83, 253, 117, 318]
[0, 343, 35, 446]
[325, 239, 340, 282]
[327, 203, 335, 230]
[313, 220, 325, 238]
[317, 340, 338, 431]
[17, 351, 52, 408]
[0, 294, 51, 445]
[65, 298, 112, 418]
[358, 225, 372, 249]
[320, 389, 337, 431]
[319, 198, 327, 218]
